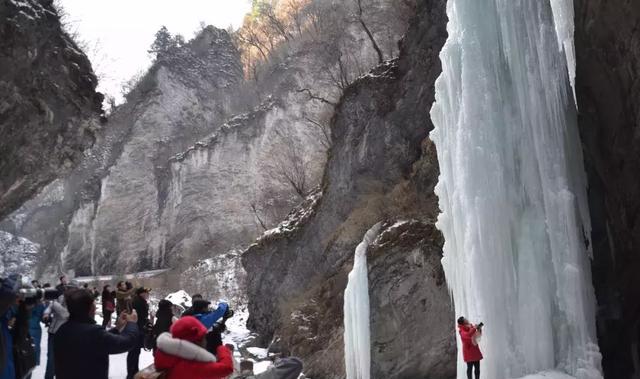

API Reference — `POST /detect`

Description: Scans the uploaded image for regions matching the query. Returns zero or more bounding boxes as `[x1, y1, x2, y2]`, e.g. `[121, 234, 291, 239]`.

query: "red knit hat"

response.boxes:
[170, 316, 207, 343]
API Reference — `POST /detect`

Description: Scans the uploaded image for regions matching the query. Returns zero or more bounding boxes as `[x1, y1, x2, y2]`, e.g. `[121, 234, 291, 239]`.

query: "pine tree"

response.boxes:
[148, 26, 174, 57]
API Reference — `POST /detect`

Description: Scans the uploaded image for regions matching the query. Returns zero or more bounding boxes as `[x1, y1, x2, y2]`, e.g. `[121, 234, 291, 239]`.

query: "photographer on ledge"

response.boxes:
[457, 316, 483, 379]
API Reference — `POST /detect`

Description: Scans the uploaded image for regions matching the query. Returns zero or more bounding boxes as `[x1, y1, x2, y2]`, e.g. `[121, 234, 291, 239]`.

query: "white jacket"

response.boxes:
[44, 298, 69, 334]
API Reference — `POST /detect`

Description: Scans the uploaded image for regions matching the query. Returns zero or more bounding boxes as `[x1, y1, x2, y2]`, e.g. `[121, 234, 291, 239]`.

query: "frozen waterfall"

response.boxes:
[343, 222, 382, 379]
[430, 0, 603, 379]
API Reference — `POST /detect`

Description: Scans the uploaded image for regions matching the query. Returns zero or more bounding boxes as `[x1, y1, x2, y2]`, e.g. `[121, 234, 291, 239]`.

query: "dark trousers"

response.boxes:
[126, 335, 143, 379]
[102, 310, 113, 328]
[44, 334, 54, 379]
[466, 361, 480, 379]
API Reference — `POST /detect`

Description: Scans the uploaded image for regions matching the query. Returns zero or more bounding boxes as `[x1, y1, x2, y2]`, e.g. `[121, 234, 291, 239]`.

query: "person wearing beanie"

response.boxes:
[154, 316, 233, 379]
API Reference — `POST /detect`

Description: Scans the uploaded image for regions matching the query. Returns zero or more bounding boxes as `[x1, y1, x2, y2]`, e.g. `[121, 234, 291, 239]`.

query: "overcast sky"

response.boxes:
[59, 0, 252, 103]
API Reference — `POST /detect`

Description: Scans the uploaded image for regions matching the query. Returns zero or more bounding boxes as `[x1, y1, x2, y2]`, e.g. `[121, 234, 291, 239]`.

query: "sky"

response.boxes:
[59, 0, 252, 103]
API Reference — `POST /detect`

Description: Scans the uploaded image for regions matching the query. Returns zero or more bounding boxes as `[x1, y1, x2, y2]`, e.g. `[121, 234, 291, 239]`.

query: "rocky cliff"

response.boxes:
[1, 26, 243, 275]
[0, 0, 103, 220]
[3, 0, 411, 279]
[242, 1, 454, 378]
[574, 1, 640, 378]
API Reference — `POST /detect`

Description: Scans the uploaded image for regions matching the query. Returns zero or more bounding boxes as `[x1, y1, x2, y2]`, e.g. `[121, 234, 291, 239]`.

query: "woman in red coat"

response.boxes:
[154, 316, 233, 379]
[457, 316, 483, 379]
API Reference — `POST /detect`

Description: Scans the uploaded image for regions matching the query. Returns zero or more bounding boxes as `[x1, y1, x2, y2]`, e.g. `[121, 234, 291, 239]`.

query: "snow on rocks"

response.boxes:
[165, 289, 192, 309]
[253, 188, 322, 245]
[0, 230, 38, 277]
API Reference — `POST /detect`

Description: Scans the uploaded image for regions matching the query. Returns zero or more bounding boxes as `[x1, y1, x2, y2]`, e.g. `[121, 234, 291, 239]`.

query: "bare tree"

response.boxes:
[296, 88, 336, 106]
[250, 202, 269, 231]
[270, 127, 313, 198]
[353, 0, 384, 64]
[304, 116, 332, 150]
[259, 2, 293, 43]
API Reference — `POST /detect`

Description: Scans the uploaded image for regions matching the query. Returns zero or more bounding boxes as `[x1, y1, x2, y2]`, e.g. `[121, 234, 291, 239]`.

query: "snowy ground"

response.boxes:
[517, 371, 577, 379]
[31, 327, 154, 379]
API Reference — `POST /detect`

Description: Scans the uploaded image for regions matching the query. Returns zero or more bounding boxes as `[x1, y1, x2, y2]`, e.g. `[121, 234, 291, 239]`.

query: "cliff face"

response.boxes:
[2, 26, 243, 275]
[0, 0, 103, 220]
[574, 1, 640, 378]
[242, 1, 454, 378]
[3, 0, 410, 278]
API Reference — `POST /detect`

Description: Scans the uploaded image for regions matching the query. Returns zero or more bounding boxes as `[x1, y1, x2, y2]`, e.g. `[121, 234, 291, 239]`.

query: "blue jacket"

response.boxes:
[0, 311, 14, 379]
[194, 302, 229, 329]
[54, 318, 139, 379]
[29, 302, 46, 335]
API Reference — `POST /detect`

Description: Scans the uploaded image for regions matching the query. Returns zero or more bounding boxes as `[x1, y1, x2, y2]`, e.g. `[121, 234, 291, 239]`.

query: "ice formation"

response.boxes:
[430, 0, 602, 378]
[343, 222, 382, 379]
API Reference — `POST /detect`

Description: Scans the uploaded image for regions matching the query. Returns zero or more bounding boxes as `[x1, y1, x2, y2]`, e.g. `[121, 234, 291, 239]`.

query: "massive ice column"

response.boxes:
[344, 222, 382, 379]
[430, 0, 602, 378]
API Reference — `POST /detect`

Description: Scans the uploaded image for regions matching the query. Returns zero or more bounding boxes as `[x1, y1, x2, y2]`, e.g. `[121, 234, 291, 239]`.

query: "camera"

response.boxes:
[18, 287, 60, 302]
[14, 275, 60, 303]
[477, 322, 484, 329]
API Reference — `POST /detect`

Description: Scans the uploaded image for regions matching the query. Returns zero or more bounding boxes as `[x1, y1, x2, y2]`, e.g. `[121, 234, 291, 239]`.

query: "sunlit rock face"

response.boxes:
[574, 1, 640, 378]
[242, 1, 454, 378]
[0, 0, 103, 220]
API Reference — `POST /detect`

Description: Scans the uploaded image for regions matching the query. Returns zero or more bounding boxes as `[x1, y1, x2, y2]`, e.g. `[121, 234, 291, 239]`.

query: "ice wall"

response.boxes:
[430, 0, 602, 378]
[344, 222, 382, 379]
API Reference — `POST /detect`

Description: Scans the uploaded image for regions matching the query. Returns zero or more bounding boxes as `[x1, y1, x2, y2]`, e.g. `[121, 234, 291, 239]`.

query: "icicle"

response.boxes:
[430, 0, 601, 378]
[344, 222, 382, 379]
[550, 0, 577, 106]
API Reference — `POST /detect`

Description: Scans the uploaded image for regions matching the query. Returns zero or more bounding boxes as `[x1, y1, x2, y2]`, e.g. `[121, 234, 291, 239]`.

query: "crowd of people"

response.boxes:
[0, 275, 303, 379]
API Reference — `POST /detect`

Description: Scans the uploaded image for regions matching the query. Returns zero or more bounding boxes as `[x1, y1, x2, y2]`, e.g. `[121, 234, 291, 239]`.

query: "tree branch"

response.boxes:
[296, 88, 336, 106]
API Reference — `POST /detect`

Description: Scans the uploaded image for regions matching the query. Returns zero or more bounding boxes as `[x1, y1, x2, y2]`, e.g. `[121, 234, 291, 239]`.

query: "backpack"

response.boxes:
[134, 364, 167, 379]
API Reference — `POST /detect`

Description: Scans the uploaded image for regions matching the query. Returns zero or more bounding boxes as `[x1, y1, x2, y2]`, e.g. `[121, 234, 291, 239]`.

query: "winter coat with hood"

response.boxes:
[154, 316, 233, 379]
[458, 324, 483, 362]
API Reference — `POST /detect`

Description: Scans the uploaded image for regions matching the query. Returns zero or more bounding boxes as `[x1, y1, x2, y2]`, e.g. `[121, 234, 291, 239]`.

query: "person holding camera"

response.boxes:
[152, 316, 233, 379]
[54, 288, 139, 379]
[43, 288, 70, 379]
[116, 281, 135, 316]
[127, 287, 152, 379]
[457, 316, 483, 379]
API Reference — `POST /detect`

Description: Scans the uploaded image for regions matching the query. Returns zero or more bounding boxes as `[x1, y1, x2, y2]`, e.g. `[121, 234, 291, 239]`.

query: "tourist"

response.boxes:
[127, 287, 152, 379]
[457, 316, 483, 379]
[54, 288, 139, 379]
[152, 299, 176, 348]
[154, 316, 233, 379]
[43, 290, 70, 379]
[101, 285, 116, 328]
[116, 281, 134, 316]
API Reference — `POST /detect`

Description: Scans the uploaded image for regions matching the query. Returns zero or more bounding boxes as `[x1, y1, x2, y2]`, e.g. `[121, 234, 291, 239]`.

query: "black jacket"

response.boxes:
[131, 295, 149, 329]
[54, 318, 139, 379]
